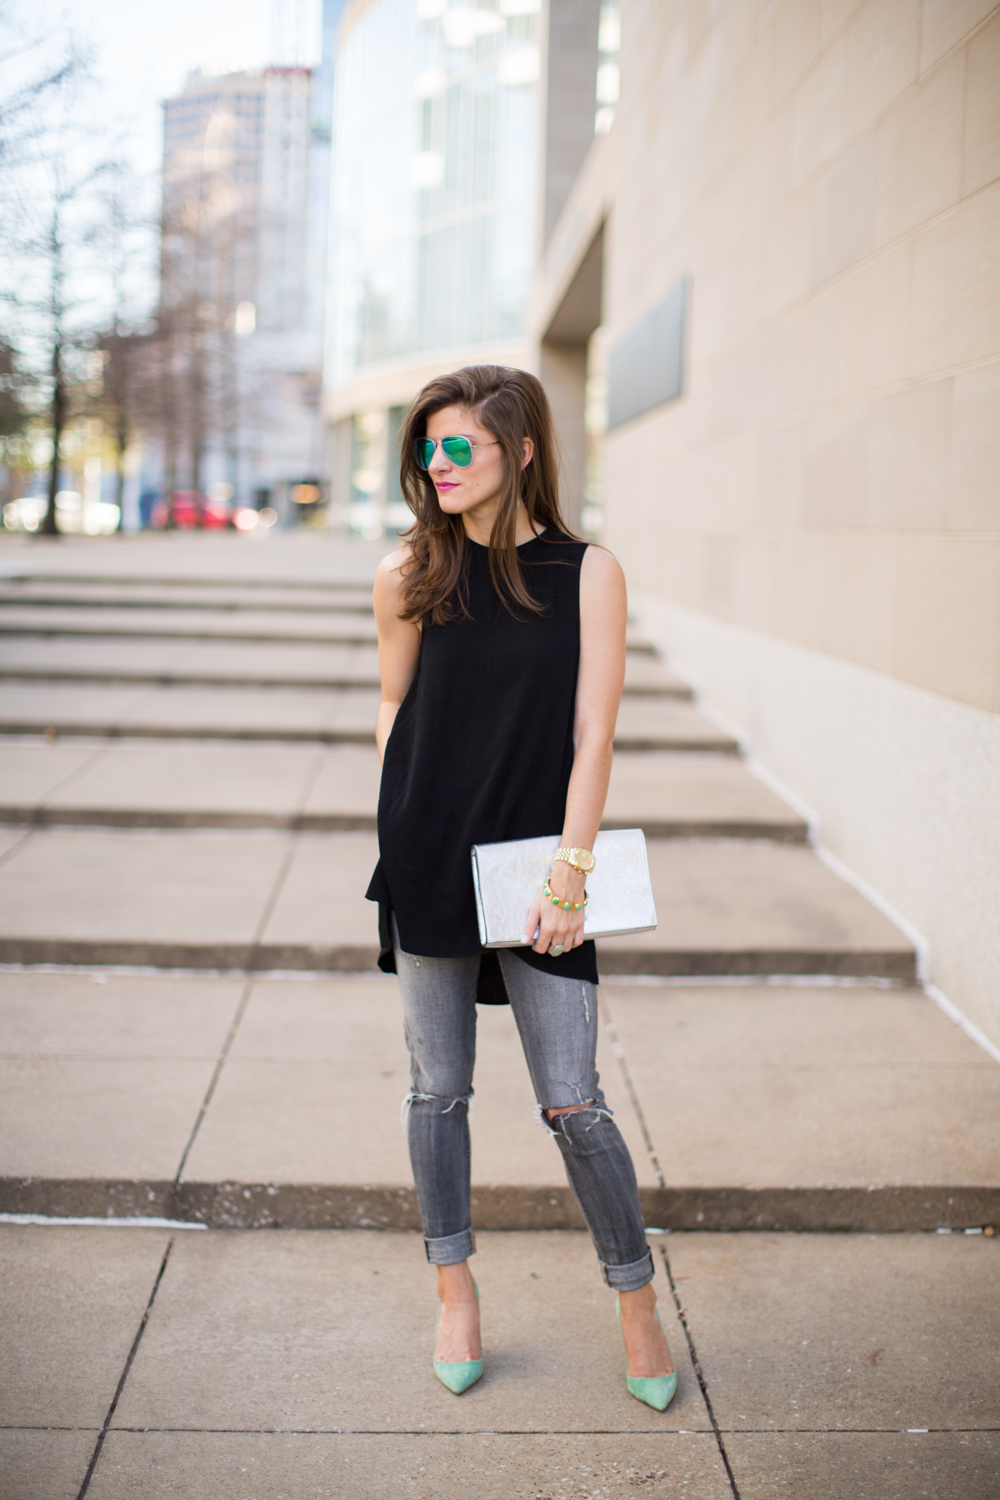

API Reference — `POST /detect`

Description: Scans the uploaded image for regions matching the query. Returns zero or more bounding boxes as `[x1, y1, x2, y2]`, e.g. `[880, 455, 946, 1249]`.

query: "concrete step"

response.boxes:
[0, 741, 382, 831]
[0, 532, 392, 586]
[0, 684, 733, 750]
[0, 635, 384, 685]
[602, 753, 806, 838]
[0, 606, 381, 645]
[611, 694, 715, 745]
[0, 588, 373, 615]
[0, 608, 656, 655]
[0, 682, 384, 744]
[0, 742, 806, 839]
[0, 573, 374, 597]
[0, 971, 995, 1230]
[0, 636, 691, 697]
[625, 628, 657, 655]
[0, 827, 914, 976]
[621, 656, 692, 697]
[0, 569, 377, 594]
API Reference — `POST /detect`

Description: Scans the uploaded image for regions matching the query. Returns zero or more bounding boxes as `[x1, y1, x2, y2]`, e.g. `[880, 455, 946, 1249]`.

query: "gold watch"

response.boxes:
[555, 846, 596, 875]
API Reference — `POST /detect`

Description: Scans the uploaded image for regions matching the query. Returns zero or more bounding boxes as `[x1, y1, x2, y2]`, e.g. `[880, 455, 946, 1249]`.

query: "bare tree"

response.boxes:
[89, 325, 149, 528]
[34, 136, 116, 533]
[0, 4, 77, 173]
[0, 334, 30, 504]
[87, 159, 157, 528]
[0, 9, 87, 532]
[0, 11, 131, 534]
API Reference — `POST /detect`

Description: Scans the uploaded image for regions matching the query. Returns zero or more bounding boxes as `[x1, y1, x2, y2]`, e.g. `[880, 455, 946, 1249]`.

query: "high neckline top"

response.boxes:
[465, 525, 544, 549]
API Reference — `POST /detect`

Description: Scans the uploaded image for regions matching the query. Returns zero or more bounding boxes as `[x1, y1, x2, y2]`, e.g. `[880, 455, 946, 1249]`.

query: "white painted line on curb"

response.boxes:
[923, 982, 1000, 1069]
[0, 1214, 207, 1229]
[606, 972, 904, 988]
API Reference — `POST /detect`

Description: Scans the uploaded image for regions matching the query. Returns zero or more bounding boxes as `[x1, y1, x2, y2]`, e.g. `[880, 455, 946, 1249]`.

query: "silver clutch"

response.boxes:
[471, 828, 657, 948]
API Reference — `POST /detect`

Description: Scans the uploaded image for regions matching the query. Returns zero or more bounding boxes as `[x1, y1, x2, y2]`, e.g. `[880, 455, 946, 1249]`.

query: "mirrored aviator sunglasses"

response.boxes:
[414, 435, 477, 469]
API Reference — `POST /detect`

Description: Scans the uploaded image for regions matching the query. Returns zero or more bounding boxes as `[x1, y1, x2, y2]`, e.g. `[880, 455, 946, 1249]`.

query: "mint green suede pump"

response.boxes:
[616, 1297, 677, 1412]
[433, 1284, 483, 1395]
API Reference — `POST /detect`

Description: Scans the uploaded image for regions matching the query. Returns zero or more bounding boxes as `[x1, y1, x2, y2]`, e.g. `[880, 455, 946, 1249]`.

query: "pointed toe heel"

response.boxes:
[433, 1354, 484, 1394]
[625, 1368, 677, 1412]
[616, 1297, 677, 1413]
[433, 1283, 483, 1395]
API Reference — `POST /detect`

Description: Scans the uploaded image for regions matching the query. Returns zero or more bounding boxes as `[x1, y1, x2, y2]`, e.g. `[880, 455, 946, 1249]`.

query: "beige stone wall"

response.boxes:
[596, 0, 1000, 714]
[530, 0, 1000, 1044]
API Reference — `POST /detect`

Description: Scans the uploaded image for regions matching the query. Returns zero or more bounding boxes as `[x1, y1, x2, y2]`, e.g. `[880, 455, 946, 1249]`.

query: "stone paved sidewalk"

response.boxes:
[2, 1226, 997, 1499]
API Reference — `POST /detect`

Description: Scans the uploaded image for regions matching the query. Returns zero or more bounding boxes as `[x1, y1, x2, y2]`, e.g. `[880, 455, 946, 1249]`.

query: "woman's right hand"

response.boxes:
[522, 862, 588, 955]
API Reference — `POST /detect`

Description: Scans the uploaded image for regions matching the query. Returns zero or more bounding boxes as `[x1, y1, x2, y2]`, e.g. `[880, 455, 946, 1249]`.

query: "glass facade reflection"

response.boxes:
[328, 0, 540, 387]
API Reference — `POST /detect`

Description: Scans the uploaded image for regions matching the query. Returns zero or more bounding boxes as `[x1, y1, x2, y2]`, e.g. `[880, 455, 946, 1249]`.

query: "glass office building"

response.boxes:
[159, 66, 327, 514]
[326, 0, 541, 532]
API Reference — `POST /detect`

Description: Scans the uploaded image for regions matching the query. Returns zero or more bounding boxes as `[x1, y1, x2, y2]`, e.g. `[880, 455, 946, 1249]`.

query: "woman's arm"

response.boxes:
[524, 544, 627, 953]
[373, 548, 422, 763]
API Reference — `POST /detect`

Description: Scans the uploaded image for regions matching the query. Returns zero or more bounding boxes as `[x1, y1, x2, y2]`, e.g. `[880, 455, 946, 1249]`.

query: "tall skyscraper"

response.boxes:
[159, 64, 325, 512]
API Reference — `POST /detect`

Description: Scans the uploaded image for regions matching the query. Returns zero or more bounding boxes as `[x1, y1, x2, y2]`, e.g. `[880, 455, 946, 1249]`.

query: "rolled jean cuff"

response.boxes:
[424, 1227, 476, 1265]
[601, 1246, 655, 1292]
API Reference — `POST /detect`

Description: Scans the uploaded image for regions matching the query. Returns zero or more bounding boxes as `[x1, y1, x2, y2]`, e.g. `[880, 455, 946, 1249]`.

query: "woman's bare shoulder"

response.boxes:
[580, 541, 626, 593]
[374, 544, 412, 600]
[376, 542, 412, 578]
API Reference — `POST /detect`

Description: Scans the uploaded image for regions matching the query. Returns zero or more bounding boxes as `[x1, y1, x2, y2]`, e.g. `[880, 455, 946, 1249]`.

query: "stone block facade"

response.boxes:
[536, 0, 1000, 1047]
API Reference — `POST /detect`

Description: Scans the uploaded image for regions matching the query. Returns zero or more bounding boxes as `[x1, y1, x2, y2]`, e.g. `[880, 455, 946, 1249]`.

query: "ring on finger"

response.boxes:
[549, 943, 565, 957]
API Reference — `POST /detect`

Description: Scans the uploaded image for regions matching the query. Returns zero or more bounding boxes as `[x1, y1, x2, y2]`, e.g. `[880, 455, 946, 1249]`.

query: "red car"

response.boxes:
[151, 491, 234, 530]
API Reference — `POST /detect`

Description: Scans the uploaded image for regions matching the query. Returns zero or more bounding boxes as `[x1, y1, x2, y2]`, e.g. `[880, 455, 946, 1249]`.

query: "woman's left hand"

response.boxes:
[523, 861, 588, 956]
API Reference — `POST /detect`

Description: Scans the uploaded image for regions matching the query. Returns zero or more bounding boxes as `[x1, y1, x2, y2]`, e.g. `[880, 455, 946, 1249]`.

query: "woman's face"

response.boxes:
[423, 404, 530, 521]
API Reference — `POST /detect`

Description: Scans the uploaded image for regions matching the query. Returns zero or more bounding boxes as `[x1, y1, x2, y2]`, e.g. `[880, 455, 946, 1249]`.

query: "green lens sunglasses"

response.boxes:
[414, 436, 498, 469]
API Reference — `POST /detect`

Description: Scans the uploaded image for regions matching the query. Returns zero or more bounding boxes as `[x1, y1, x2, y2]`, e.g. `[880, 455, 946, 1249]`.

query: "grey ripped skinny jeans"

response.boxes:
[393, 924, 655, 1293]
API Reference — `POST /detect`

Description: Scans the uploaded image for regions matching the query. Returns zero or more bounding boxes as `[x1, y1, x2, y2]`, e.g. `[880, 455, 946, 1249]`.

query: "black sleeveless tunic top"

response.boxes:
[366, 527, 599, 993]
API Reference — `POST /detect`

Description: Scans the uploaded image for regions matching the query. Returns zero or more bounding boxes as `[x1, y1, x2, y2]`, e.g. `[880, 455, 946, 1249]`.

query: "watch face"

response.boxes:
[575, 848, 596, 872]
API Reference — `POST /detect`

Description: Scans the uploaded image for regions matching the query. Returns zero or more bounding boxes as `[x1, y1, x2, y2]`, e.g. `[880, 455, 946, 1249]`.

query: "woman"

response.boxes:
[367, 364, 675, 1409]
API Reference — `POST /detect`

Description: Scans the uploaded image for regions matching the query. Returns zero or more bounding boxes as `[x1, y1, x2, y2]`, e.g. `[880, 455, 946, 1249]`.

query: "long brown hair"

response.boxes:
[397, 365, 575, 624]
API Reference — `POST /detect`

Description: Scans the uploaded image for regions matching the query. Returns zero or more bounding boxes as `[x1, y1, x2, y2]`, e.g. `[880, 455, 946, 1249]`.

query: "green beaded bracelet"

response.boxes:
[543, 879, 589, 912]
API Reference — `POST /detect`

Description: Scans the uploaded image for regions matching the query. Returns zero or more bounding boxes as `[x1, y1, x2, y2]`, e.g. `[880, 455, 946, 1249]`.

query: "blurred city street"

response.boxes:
[1, 531, 998, 1499]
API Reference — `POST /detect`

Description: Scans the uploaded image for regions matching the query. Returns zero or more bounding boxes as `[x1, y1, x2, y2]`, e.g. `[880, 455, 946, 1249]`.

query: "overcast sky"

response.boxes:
[23, 0, 321, 177]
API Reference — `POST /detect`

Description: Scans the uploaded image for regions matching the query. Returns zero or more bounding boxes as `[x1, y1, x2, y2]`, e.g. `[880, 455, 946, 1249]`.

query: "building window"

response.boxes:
[328, 0, 539, 383]
[595, 1, 620, 135]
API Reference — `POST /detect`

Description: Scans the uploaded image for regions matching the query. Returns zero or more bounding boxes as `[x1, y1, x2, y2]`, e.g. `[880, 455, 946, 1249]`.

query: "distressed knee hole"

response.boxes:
[401, 1089, 474, 1126]
[543, 1101, 595, 1122]
[535, 1100, 614, 1139]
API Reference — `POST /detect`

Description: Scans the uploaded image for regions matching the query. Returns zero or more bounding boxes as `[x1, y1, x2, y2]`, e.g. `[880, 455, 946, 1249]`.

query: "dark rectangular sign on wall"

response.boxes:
[607, 276, 689, 429]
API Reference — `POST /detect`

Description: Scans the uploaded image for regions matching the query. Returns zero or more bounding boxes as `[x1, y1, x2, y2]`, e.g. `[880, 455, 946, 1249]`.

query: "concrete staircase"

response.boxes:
[1, 538, 997, 1237]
